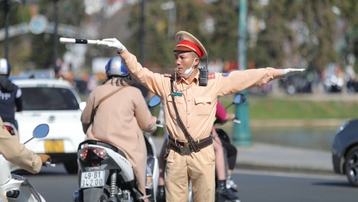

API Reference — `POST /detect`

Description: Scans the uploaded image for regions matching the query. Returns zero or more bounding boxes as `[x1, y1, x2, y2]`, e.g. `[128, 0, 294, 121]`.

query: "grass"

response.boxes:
[81, 93, 358, 120]
[219, 95, 358, 120]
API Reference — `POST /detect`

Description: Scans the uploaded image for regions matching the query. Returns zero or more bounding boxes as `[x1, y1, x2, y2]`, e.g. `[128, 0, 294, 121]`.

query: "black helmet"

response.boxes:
[0, 58, 11, 76]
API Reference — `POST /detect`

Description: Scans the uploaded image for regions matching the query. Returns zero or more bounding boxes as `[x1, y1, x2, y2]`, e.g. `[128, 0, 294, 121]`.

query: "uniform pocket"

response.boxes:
[166, 95, 183, 118]
[194, 97, 212, 116]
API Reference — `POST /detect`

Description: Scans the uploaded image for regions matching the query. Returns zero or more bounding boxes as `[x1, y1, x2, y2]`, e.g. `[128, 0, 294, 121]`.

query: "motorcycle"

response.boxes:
[73, 95, 162, 202]
[0, 123, 53, 202]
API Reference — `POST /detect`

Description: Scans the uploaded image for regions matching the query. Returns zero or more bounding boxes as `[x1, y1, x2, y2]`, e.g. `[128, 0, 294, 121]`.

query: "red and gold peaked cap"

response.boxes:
[173, 31, 207, 59]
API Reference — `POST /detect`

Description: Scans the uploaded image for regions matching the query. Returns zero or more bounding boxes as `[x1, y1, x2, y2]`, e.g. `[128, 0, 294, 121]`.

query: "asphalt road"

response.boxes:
[25, 165, 357, 202]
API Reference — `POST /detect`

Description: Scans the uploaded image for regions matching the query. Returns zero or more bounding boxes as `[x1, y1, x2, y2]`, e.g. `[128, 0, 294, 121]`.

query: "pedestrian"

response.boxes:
[102, 31, 304, 201]
[0, 58, 22, 130]
[0, 116, 51, 202]
[80, 56, 158, 201]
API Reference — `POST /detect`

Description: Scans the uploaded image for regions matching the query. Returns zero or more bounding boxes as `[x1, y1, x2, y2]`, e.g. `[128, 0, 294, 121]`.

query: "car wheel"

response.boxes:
[345, 146, 358, 187]
[64, 161, 79, 174]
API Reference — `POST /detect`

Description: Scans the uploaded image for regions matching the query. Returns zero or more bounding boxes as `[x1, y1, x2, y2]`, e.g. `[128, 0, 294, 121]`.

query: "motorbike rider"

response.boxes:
[212, 100, 240, 201]
[0, 58, 22, 130]
[0, 116, 51, 202]
[214, 101, 239, 192]
[81, 56, 157, 201]
[103, 31, 304, 201]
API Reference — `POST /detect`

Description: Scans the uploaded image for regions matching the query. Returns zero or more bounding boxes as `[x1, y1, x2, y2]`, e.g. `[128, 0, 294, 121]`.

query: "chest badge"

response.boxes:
[172, 92, 182, 97]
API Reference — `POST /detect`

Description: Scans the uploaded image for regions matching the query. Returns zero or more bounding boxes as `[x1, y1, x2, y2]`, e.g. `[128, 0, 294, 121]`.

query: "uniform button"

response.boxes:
[188, 99, 190, 102]
[187, 112, 190, 115]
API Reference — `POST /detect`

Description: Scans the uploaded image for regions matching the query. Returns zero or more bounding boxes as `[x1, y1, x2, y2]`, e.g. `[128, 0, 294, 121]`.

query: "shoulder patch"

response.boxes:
[222, 73, 230, 77]
[208, 72, 216, 80]
[163, 73, 172, 78]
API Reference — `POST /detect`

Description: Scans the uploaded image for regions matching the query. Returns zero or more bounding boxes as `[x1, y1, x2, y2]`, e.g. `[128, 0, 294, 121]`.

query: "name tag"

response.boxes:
[172, 92, 182, 97]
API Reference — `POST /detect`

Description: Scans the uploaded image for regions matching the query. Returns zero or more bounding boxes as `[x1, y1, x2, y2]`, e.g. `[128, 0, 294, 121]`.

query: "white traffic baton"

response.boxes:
[59, 37, 110, 46]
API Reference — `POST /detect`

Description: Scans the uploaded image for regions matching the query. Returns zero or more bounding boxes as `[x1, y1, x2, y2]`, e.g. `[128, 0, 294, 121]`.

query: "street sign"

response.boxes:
[29, 14, 48, 35]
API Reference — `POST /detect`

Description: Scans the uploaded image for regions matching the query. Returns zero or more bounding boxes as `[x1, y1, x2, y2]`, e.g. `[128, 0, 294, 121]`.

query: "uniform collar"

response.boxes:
[177, 68, 199, 85]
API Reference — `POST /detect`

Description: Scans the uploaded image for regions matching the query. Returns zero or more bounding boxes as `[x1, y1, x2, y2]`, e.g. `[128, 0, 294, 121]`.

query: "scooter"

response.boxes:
[0, 123, 53, 202]
[73, 96, 162, 202]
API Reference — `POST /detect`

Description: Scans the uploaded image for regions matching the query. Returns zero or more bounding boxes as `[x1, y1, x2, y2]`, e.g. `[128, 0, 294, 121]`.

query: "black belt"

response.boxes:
[168, 135, 213, 155]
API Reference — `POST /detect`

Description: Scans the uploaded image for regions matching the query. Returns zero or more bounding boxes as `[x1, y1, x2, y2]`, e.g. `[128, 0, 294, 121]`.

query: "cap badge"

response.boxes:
[178, 34, 184, 42]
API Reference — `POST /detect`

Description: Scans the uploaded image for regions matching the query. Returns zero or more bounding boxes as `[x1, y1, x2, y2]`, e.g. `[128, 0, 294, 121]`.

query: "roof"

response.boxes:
[12, 78, 73, 88]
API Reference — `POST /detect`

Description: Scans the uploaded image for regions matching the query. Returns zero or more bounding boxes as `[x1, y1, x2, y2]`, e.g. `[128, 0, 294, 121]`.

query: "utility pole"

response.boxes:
[232, 0, 251, 146]
[139, 0, 145, 64]
[136, 0, 148, 98]
[4, 0, 10, 60]
[53, 0, 59, 71]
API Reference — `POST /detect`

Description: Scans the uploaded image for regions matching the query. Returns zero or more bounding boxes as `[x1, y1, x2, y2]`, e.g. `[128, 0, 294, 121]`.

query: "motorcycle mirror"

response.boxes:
[225, 93, 246, 110]
[148, 95, 161, 108]
[23, 124, 50, 144]
[33, 124, 50, 138]
[233, 93, 246, 105]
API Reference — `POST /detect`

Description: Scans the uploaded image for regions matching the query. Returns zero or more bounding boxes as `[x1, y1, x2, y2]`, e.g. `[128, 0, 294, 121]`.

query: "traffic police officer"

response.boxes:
[103, 31, 304, 202]
[0, 117, 51, 202]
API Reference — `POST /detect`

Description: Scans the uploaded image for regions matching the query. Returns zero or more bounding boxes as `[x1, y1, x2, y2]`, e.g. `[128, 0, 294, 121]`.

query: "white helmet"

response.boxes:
[0, 58, 11, 76]
[105, 56, 129, 77]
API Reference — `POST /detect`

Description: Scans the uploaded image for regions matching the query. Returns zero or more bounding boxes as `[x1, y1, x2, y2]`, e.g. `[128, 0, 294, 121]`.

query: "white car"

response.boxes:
[13, 79, 86, 174]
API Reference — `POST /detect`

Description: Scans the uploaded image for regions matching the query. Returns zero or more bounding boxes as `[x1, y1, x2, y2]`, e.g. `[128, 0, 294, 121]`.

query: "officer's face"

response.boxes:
[174, 51, 199, 75]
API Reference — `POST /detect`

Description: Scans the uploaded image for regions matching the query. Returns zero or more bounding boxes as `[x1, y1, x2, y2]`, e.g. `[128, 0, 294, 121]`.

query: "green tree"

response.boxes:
[29, 0, 86, 70]
[335, 1, 358, 71]
[208, 0, 239, 61]
[0, 2, 32, 72]
[126, 0, 210, 72]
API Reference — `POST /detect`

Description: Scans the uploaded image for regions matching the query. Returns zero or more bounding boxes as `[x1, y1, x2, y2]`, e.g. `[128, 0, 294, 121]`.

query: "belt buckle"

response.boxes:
[179, 146, 191, 155]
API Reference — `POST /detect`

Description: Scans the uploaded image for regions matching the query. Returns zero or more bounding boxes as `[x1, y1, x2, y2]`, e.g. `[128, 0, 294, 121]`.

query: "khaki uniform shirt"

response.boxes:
[0, 117, 42, 202]
[120, 50, 283, 141]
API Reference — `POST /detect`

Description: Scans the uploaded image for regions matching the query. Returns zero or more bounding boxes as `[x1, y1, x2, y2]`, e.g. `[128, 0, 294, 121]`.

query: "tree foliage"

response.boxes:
[2, 0, 358, 74]
[126, 0, 210, 72]
[29, 0, 86, 70]
[0, 0, 85, 72]
[126, 0, 355, 72]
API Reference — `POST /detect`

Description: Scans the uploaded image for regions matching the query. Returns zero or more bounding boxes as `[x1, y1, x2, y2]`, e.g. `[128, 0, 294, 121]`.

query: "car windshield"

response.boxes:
[21, 87, 79, 110]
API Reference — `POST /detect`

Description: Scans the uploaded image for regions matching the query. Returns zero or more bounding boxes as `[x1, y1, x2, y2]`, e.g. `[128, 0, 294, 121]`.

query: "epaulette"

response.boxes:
[163, 73, 173, 78]
[208, 72, 216, 80]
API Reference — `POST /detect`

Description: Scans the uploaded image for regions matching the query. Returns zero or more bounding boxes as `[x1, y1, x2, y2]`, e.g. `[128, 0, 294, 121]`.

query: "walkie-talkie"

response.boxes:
[199, 51, 209, 86]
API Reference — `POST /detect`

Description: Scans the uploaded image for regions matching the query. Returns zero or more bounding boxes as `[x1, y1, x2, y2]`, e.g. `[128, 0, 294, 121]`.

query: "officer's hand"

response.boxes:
[282, 68, 305, 77]
[37, 154, 52, 164]
[102, 38, 126, 53]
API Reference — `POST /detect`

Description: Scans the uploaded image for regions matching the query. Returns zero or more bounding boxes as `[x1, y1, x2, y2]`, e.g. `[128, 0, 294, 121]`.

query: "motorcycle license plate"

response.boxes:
[80, 171, 105, 188]
[44, 140, 64, 153]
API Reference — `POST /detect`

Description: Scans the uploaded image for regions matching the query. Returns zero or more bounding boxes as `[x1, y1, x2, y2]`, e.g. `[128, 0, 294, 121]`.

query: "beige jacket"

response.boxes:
[0, 117, 42, 202]
[80, 80, 157, 195]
